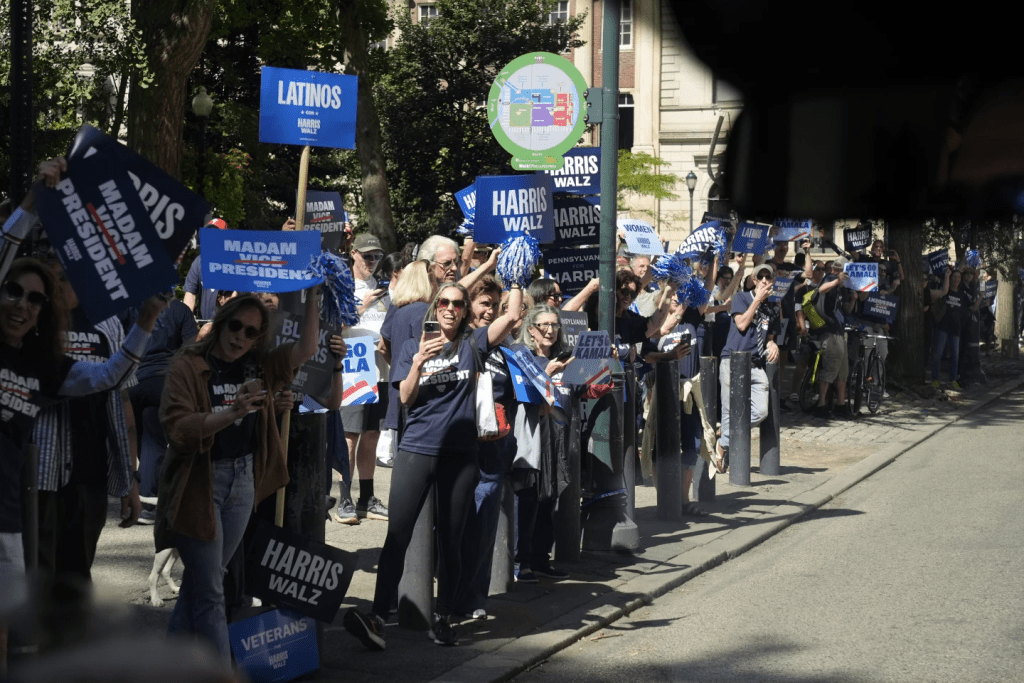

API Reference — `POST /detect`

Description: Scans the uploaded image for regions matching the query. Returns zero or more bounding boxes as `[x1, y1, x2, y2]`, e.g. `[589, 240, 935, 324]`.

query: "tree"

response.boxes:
[888, 220, 928, 385]
[617, 149, 678, 217]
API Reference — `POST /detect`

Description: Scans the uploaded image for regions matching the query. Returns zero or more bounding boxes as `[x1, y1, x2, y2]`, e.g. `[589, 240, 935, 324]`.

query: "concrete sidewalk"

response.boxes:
[86, 358, 1024, 683]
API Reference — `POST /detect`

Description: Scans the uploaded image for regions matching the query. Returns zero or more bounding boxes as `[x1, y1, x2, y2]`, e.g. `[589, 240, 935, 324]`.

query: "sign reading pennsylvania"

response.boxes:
[552, 196, 601, 246]
[541, 147, 600, 195]
[201, 229, 323, 293]
[300, 190, 347, 252]
[67, 124, 209, 264]
[36, 152, 179, 325]
[924, 249, 949, 275]
[474, 174, 555, 244]
[543, 246, 599, 295]
[260, 66, 357, 149]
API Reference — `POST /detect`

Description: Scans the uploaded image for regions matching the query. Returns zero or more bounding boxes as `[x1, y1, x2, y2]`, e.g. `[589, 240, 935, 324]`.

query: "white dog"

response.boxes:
[149, 547, 180, 607]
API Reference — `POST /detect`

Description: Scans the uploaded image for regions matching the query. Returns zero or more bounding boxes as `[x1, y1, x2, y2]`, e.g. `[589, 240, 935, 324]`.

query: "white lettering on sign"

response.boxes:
[127, 171, 185, 240]
[547, 154, 599, 176]
[277, 80, 344, 109]
[260, 538, 346, 590]
[240, 619, 309, 652]
[490, 187, 549, 216]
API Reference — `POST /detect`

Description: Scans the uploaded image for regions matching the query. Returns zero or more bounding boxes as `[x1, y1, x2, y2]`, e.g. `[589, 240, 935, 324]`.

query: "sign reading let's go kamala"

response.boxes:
[259, 66, 357, 149]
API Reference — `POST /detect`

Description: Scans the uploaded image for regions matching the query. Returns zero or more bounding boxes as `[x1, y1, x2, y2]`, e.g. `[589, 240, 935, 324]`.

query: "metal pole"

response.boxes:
[758, 362, 781, 476]
[695, 356, 717, 502]
[553, 393, 582, 563]
[728, 351, 752, 487]
[689, 189, 694, 233]
[490, 479, 515, 593]
[623, 363, 637, 521]
[9, 0, 34, 208]
[655, 361, 682, 520]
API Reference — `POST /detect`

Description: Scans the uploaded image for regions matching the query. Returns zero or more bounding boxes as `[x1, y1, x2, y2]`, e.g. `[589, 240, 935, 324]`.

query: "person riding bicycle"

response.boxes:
[808, 258, 856, 420]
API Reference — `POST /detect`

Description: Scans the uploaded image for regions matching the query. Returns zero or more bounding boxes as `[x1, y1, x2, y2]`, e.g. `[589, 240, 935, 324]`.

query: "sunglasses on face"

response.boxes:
[360, 251, 384, 262]
[226, 318, 261, 339]
[532, 322, 560, 331]
[618, 288, 638, 301]
[756, 274, 775, 281]
[3, 281, 48, 309]
[438, 297, 467, 310]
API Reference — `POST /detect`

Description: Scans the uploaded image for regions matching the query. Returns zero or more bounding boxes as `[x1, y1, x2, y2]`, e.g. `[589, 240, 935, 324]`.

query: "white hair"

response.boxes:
[419, 235, 459, 263]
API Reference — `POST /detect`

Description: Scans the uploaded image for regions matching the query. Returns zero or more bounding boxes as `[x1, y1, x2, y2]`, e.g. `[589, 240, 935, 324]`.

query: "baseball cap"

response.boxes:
[352, 233, 383, 253]
[206, 218, 228, 230]
[751, 262, 775, 279]
[833, 256, 849, 268]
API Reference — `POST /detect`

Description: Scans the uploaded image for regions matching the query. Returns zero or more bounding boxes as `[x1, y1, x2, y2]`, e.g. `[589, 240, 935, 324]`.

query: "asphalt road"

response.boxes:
[512, 389, 1024, 683]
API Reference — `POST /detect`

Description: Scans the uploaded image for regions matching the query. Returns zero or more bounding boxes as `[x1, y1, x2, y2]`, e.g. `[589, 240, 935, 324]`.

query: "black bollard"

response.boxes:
[623, 364, 637, 521]
[655, 360, 682, 521]
[728, 351, 752, 487]
[759, 362, 781, 476]
[961, 313, 988, 386]
[490, 479, 515, 594]
[553, 393, 582, 563]
[398, 487, 434, 630]
[696, 356, 717, 502]
[284, 411, 327, 542]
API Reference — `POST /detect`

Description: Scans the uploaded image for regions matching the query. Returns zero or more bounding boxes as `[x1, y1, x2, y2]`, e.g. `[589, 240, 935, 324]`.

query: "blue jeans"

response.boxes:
[930, 329, 960, 382]
[168, 455, 255, 660]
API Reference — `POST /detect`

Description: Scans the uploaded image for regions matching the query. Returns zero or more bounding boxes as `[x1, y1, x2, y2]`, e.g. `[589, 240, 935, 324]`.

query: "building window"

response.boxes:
[418, 4, 437, 26]
[619, 0, 633, 48]
[548, 1, 569, 24]
[618, 93, 634, 150]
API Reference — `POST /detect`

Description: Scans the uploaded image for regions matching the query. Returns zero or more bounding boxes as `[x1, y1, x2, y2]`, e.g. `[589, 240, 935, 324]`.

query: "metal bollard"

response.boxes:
[759, 362, 781, 476]
[655, 360, 682, 520]
[398, 487, 434, 630]
[729, 351, 752, 487]
[553, 393, 582, 563]
[284, 411, 327, 541]
[961, 313, 988, 386]
[696, 356, 717, 502]
[490, 479, 515, 594]
[623, 363, 637, 521]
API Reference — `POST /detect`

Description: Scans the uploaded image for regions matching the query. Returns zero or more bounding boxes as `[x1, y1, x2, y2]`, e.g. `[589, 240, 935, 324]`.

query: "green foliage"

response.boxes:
[204, 148, 251, 227]
[923, 217, 1023, 278]
[617, 149, 678, 209]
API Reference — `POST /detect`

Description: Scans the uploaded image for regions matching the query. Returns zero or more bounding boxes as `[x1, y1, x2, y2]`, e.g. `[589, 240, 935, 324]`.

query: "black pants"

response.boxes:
[130, 376, 167, 500]
[371, 448, 478, 617]
[37, 485, 108, 584]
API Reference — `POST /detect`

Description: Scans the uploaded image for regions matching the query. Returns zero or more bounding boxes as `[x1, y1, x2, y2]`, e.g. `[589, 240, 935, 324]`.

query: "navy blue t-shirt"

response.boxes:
[136, 300, 199, 381]
[380, 301, 428, 430]
[391, 327, 489, 456]
[206, 358, 258, 461]
[721, 290, 781, 367]
[184, 256, 218, 320]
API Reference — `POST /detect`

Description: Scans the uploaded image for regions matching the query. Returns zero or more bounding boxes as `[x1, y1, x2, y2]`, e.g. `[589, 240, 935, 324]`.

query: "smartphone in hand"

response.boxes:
[424, 320, 442, 342]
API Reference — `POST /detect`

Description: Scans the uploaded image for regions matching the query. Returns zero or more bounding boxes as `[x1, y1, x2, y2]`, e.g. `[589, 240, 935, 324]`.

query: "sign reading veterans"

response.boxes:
[201, 228, 323, 293]
[618, 219, 665, 256]
[474, 174, 555, 244]
[272, 291, 341, 403]
[733, 222, 772, 254]
[259, 66, 357, 149]
[843, 262, 879, 291]
[844, 225, 873, 252]
[543, 246, 599, 295]
[340, 335, 378, 406]
[774, 219, 812, 242]
[768, 275, 795, 302]
[67, 124, 209, 264]
[502, 347, 561, 407]
[863, 294, 899, 324]
[230, 609, 319, 683]
[487, 52, 589, 171]
[541, 147, 600, 194]
[300, 190, 347, 252]
[552, 196, 601, 245]
[251, 522, 356, 623]
[925, 249, 949, 275]
[36, 151, 179, 324]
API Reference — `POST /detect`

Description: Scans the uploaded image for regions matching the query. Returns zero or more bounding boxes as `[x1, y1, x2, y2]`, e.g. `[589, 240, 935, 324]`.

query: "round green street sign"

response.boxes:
[487, 52, 589, 172]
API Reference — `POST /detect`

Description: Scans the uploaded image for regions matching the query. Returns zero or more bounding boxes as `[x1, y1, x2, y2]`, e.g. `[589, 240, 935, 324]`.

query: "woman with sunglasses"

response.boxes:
[345, 281, 523, 649]
[156, 289, 320, 659]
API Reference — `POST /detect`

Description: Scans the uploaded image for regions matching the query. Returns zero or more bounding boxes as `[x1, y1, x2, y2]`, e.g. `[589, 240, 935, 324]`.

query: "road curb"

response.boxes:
[429, 373, 1024, 683]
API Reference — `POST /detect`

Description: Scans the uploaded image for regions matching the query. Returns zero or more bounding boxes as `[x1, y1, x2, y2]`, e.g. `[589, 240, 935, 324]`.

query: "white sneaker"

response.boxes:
[788, 393, 800, 403]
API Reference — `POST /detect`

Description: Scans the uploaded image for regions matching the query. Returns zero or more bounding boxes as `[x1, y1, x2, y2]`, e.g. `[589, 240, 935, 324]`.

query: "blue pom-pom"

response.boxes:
[307, 251, 360, 327]
[680, 274, 710, 308]
[966, 249, 981, 268]
[651, 252, 692, 286]
[714, 227, 727, 262]
[498, 234, 542, 289]
[456, 215, 474, 237]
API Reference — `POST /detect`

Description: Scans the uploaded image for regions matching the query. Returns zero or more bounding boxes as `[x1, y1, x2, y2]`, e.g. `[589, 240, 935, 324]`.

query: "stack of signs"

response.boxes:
[617, 219, 665, 257]
[844, 224, 873, 252]
[230, 609, 318, 683]
[340, 335, 378, 406]
[200, 228, 324, 293]
[733, 222, 773, 255]
[863, 294, 898, 324]
[562, 331, 612, 386]
[774, 219, 812, 242]
[473, 174, 555, 244]
[842, 262, 879, 292]
[768, 275, 795, 302]
[300, 190, 347, 252]
[543, 246, 599, 296]
[259, 66, 358, 150]
[924, 249, 949, 275]
[539, 147, 601, 195]
[501, 346, 562, 408]
[271, 291, 342, 405]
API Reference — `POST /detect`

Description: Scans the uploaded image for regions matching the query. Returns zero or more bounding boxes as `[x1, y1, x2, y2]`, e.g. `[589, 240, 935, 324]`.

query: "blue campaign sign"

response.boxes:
[200, 228, 324, 293]
[925, 249, 949, 275]
[36, 151, 179, 325]
[300, 190, 347, 252]
[67, 124, 208, 263]
[676, 222, 723, 260]
[341, 335, 378, 406]
[501, 346, 562, 408]
[230, 609, 319, 682]
[863, 294, 898, 324]
[540, 147, 600, 195]
[733, 222, 772, 254]
[843, 262, 879, 292]
[768, 275, 795, 302]
[474, 174, 555, 244]
[984, 279, 998, 300]
[844, 225, 873, 252]
[543, 246, 599, 295]
[774, 219, 812, 242]
[259, 66, 357, 149]
[455, 184, 476, 223]
[618, 219, 665, 256]
[552, 196, 601, 246]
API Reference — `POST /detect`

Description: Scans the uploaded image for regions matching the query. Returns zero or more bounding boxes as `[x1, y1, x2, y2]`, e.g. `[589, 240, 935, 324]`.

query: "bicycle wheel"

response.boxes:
[799, 366, 819, 412]
[849, 360, 864, 415]
[865, 354, 885, 413]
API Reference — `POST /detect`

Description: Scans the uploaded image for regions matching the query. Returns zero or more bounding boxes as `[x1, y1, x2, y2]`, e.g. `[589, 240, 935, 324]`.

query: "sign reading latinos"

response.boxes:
[844, 225, 873, 252]
[300, 190, 347, 252]
[474, 174, 555, 243]
[259, 66, 358, 149]
[733, 222, 772, 254]
[843, 262, 879, 292]
[487, 52, 588, 171]
[540, 147, 601, 195]
[543, 246, 599, 295]
[272, 291, 342, 404]
[552, 196, 601, 246]
[618, 219, 665, 256]
[340, 335, 378, 406]
[774, 219, 812, 242]
[35, 150, 179, 325]
[201, 228, 324, 293]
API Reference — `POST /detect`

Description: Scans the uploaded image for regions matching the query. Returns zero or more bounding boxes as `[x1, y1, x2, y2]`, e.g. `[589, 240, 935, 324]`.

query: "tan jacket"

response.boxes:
[154, 345, 296, 550]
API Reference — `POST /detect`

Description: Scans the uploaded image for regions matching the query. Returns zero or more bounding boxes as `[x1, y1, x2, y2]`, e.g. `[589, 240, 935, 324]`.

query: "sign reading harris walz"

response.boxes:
[540, 147, 601, 194]
[259, 66, 358, 149]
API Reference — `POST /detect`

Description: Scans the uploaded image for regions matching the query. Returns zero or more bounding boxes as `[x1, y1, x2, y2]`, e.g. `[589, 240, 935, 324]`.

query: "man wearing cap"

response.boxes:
[714, 262, 781, 474]
[808, 257, 854, 419]
[182, 218, 229, 321]
[337, 233, 390, 523]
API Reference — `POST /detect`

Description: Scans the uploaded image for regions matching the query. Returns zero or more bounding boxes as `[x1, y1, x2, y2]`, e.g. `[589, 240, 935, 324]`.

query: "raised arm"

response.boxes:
[458, 246, 499, 291]
[562, 278, 599, 312]
[487, 284, 524, 346]
[289, 286, 321, 370]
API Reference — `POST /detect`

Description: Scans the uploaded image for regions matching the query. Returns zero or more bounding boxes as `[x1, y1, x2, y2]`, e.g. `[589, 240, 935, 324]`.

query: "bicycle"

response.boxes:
[797, 336, 836, 413]
[848, 328, 892, 414]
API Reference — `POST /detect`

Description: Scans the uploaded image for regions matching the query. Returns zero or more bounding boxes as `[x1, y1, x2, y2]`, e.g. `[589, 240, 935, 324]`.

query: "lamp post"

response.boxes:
[686, 170, 698, 233]
[192, 86, 214, 198]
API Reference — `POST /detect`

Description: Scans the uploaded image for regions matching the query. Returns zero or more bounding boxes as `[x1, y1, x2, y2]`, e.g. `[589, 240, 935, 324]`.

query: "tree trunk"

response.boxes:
[888, 220, 928, 384]
[995, 268, 1019, 360]
[127, 1, 217, 178]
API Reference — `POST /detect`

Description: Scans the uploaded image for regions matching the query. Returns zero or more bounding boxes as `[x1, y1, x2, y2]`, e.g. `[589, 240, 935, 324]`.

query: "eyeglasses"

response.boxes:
[501, 303, 528, 313]
[434, 258, 462, 272]
[359, 251, 384, 262]
[437, 297, 467, 310]
[532, 322, 560, 331]
[2, 281, 48, 309]
[618, 288, 638, 301]
[227, 318, 261, 339]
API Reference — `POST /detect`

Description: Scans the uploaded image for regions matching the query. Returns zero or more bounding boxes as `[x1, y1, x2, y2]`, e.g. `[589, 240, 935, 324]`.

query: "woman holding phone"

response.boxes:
[345, 280, 523, 649]
[157, 289, 320, 659]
